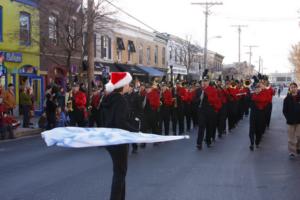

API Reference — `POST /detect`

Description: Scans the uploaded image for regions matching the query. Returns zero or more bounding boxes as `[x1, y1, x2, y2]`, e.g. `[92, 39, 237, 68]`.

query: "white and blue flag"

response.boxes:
[41, 127, 189, 148]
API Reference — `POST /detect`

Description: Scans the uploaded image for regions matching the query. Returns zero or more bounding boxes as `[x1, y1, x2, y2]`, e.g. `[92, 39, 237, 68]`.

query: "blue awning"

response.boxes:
[137, 66, 165, 77]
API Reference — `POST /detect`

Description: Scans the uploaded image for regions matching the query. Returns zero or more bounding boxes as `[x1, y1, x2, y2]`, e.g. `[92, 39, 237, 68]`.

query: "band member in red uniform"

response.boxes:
[160, 83, 174, 135]
[227, 80, 239, 131]
[249, 80, 269, 151]
[243, 79, 252, 117]
[183, 84, 193, 133]
[265, 80, 275, 129]
[70, 83, 87, 127]
[144, 83, 161, 136]
[176, 81, 186, 135]
[197, 74, 222, 150]
[216, 77, 228, 138]
[89, 86, 101, 127]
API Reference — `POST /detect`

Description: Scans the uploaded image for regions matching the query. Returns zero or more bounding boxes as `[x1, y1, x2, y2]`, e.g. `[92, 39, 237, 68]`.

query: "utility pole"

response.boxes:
[191, 2, 223, 70]
[231, 25, 247, 63]
[87, 0, 95, 103]
[245, 45, 258, 67]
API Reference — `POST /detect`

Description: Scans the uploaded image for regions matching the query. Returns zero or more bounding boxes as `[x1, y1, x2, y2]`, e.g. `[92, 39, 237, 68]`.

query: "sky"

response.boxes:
[104, 0, 300, 74]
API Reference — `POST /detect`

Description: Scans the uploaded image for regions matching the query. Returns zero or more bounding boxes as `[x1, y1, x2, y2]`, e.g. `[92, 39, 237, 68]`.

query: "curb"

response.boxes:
[14, 128, 43, 138]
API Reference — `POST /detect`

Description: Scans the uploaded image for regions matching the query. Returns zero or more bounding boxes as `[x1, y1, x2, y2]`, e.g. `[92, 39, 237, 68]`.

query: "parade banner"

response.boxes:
[41, 127, 190, 148]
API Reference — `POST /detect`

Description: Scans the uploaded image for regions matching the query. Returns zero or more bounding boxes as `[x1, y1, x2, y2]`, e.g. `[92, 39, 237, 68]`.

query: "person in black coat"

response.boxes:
[283, 82, 300, 158]
[45, 93, 57, 130]
[101, 72, 137, 200]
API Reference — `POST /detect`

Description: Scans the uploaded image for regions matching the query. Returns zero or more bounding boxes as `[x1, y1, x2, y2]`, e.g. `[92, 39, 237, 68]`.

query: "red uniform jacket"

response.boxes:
[204, 86, 222, 112]
[227, 87, 239, 101]
[177, 86, 187, 101]
[162, 89, 173, 107]
[265, 87, 275, 103]
[74, 91, 87, 110]
[91, 94, 101, 109]
[252, 89, 269, 110]
[217, 87, 228, 104]
[182, 89, 193, 104]
[147, 88, 160, 111]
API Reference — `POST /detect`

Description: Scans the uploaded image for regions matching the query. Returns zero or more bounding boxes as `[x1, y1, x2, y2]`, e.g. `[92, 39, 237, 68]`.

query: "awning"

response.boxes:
[137, 65, 165, 77]
[115, 63, 147, 76]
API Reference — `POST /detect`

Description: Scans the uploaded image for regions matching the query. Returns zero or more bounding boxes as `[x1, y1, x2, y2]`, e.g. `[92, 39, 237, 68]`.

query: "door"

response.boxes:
[29, 76, 44, 115]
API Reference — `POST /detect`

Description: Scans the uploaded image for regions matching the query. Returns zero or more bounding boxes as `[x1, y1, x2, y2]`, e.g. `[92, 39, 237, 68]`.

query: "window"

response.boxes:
[154, 46, 158, 65]
[127, 40, 135, 62]
[20, 12, 31, 45]
[48, 14, 58, 45]
[138, 44, 143, 64]
[68, 19, 76, 48]
[175, 48, 178, 62]
[169, 47, 172, 60]
[180, 49, 183, 63]
[0, 6, 2, 42]
[146, 47, 151, 65]
[101, 35, 112, 59]
[162, 47, 166, 65]
[116, 37, 125, 50]
[117, 50, 122, 62]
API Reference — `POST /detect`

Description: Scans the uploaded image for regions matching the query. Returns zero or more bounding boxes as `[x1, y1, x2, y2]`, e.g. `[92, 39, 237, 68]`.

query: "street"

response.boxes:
[1, 94, 300, 200]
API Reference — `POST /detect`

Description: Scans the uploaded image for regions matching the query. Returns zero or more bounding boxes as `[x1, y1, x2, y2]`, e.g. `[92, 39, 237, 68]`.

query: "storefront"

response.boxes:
[0, 51, 43, 116]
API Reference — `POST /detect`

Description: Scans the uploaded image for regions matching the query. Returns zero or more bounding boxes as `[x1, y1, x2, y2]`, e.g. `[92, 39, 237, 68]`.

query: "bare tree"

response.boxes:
[289, 43, 300, 82]
[181, 35, 201, 75]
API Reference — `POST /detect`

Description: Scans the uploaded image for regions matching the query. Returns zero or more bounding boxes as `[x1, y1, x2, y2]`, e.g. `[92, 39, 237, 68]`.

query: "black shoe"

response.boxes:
[249, 145, 254, 151]
[140, 144, 146, 148]
[256, 144, 259, 149]
[132, 149, 138, 154]
[196, 144, 202, 150]
[289, 153, 296, 160]
[207, 144, 211, 148]
[218, 134, 222, 139]
[297, 150, 300, 155]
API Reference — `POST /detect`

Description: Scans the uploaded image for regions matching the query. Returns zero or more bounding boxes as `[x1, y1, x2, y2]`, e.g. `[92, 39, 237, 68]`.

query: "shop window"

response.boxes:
[169, 47, 172, 60]
[146, 47, 151, 65]
[0, 6, 2, 42]
[68, 19, 76, 48]
[20, 12, 31, 45]
[117, 50, 122, 62]
[116, 37, 125, 50]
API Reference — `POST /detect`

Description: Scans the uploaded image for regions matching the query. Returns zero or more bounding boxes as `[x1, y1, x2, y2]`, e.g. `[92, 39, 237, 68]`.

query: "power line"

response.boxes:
[104, 0, 158, 32]
[231, 25, 247, 63]
[244, 45, 259, 67]
[191, 2, 223, 70]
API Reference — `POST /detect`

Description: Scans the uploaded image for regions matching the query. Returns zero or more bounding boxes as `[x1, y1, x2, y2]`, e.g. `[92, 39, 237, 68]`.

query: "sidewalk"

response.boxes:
[14, 116, 43, 138]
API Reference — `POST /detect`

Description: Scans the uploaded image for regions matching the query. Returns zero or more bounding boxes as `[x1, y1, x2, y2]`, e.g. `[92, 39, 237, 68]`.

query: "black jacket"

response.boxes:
[283, 93, 300, 125]
[101, 92, 138, 132]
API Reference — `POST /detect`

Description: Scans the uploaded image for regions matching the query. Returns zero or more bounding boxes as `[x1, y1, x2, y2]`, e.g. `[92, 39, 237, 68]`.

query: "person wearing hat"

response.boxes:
[264, 80, 275, 130]
[216, 77, 228, 138]
[175, 81, 186, 135]
[227, 80, 239, 132]
[160, 83, 173, 136]
[69, 83, 87, 127]
[88, 86, 101, 127]
[3, 83, 16, 115]
[249, 80, 269, 151]
[197, 75, 222, 149]
[101, 72, 138, 200]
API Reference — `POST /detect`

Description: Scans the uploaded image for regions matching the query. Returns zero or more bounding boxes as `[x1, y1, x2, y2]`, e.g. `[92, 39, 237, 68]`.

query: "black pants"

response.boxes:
[89, 108, 101, 127]
[249, 108, 265, 146]
[145, 110, 159, 134]
[106, 144, 129, 200]
[265, 103, 272, 128]
[197, 108, 217, 146]
[228, 101, 238, 131]
[217, 104, 227, 136]
[46, 113, 56, 130]
[22, 105, 30, 128]
[177, 106, 185, 135]
[171, 107, 178, 135]
[70, 109, 86, 127]
[161, 106, 171, 135]
[0, 125, 14, 140]
[191, 103, 199, 128]
[184, 103, 192, 132]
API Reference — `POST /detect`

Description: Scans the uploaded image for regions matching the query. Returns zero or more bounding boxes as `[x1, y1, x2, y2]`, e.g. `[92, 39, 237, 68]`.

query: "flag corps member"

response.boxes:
[101, 72, 138, 200]
[197, 73, 222, 149]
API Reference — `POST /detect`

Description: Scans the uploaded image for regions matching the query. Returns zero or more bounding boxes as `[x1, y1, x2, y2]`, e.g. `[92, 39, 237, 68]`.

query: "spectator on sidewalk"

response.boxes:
[56, 107, 68, 127]
[20, 87, 32, 128]
[3, 83, 16, 115]
[46, 93, 57, 130]
[283, 82, 300, 159]
[0, 98, 14, 140]
[57, 86, 66, 111]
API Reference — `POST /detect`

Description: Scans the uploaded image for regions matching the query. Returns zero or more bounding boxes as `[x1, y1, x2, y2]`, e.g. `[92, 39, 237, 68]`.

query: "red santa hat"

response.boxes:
[105, 72, 132, 93]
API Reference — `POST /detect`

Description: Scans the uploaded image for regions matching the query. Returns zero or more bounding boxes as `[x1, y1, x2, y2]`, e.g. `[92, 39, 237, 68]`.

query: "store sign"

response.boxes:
[0, 51, 22, 63]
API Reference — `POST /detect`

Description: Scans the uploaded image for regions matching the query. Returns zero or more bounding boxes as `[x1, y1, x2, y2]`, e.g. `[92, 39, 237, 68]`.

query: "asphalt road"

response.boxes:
[1, 93, 300, 200]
